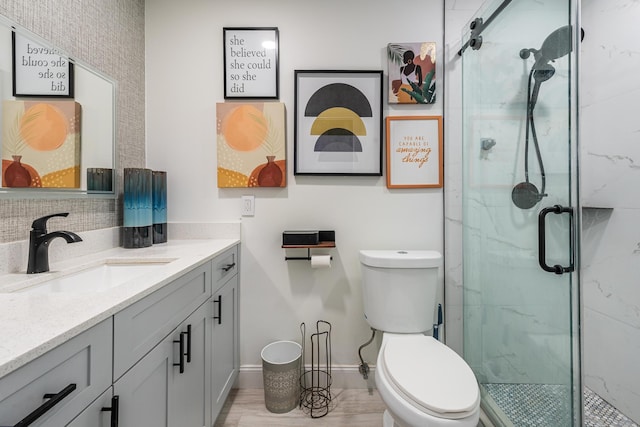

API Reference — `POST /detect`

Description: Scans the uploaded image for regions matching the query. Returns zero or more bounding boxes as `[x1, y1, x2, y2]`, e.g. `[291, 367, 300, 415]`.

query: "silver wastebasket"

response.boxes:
[261, 340, 302, 413]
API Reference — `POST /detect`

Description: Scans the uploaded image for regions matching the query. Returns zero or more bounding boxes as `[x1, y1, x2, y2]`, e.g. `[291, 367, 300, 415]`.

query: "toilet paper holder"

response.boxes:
[282, 230, 335, 261]
[284, 248, 333, 261]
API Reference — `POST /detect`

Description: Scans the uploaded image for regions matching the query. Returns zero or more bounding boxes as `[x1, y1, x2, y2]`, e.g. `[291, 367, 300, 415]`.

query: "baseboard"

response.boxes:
[237, 364, 377, 390]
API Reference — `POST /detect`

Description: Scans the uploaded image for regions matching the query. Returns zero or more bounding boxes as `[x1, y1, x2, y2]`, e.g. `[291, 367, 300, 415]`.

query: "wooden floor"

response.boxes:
[214, 388, 387, 427]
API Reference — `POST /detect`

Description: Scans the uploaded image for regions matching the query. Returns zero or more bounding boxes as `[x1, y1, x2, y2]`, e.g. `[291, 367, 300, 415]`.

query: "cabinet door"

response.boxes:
[114, 336, 172, 427]
[211, 274, 238, 421]
[168, 301, 212, 427]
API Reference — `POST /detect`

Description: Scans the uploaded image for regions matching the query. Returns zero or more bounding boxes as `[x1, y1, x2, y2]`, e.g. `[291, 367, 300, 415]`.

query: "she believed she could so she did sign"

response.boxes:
[223, 27, 279, 99]
[12, 31, 74, 98]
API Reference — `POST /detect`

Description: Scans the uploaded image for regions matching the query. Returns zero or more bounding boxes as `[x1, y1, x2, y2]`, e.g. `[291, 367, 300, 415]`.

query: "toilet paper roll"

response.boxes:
[310, 255, 331, 269]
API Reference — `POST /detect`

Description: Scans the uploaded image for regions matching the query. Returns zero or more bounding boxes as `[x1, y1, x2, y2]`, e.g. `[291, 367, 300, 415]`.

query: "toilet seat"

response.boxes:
[380, 334, 480, 420]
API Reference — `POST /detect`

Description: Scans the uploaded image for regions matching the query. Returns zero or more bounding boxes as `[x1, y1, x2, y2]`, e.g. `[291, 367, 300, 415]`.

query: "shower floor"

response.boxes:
[482, 383, 638, 427]
[583, 387, 638, 427]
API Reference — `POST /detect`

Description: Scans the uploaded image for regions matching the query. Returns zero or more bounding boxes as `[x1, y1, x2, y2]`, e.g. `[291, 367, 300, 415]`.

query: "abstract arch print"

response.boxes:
[305, 83, 372, 154]
[294, 71, 382, 175]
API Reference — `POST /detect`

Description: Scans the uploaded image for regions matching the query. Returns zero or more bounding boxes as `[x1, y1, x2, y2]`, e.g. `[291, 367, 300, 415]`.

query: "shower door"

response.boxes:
[461, 0, 581, 426]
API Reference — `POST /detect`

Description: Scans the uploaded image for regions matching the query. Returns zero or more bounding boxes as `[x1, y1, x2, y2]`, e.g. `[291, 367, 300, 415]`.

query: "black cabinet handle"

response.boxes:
[185, 324, 192, 364]
[221, 262, 235, 272]
[101, 395, 119, 427]
[538, 204, 575, 274]
[11, 383, 76, 427]
[213, 295, 222, 325]
[173, 332, 186, 373]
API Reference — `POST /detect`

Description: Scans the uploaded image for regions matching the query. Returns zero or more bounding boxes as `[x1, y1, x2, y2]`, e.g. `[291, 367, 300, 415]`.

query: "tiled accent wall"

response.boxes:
[0, 0, 145, 242]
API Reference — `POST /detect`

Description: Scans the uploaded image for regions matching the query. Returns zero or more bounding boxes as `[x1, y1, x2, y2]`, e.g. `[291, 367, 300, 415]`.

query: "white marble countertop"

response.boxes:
[0, 238, 239, 378]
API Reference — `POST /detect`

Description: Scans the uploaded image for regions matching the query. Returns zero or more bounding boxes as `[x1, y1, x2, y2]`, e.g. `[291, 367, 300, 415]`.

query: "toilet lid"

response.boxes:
[382, 335, 480, 419]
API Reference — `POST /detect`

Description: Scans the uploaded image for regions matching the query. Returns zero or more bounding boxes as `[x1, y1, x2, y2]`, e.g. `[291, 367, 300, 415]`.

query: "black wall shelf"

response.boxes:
[282, 230, 335, 261]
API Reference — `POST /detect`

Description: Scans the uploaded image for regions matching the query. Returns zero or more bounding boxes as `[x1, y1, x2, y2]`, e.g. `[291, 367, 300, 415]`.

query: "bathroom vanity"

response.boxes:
[0, 238, 240, 426]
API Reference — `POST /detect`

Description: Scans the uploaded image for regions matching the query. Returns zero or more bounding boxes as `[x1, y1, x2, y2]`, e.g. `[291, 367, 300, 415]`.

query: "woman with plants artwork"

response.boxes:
[388, 42, 436, 104]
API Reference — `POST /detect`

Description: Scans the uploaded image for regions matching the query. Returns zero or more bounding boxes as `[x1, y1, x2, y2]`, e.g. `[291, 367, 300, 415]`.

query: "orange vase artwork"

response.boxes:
[216, 102, 286, 188]
[1, 100, 81, 188]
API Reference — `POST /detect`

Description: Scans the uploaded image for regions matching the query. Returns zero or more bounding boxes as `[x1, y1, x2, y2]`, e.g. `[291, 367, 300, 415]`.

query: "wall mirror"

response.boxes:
[0, 14, 116, 199]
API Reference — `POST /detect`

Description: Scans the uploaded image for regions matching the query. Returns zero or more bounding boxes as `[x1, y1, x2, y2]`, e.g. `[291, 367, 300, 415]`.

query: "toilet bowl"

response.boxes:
[359, 250, 480, 427]
[375, 334, 480, 427]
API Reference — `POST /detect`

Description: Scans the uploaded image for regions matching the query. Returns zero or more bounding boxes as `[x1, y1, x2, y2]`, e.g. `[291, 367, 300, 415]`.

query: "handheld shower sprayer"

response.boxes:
[512, 25, 580, 210]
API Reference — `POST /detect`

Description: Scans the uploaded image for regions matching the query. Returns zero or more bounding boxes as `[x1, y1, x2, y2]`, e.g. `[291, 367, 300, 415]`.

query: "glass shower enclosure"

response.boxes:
[460, 0, 581, 425]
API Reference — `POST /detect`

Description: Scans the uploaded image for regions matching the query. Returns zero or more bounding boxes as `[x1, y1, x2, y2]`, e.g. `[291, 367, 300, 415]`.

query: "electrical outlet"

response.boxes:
[241, 195, 255, 216]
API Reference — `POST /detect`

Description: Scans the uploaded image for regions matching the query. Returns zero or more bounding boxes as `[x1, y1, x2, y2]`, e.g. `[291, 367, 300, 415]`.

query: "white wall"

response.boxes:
[580, 0, 640, 422]
[145, 0, 444, 383]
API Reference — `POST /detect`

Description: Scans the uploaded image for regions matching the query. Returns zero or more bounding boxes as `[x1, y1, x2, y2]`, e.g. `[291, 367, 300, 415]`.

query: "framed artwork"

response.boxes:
[2, 100, 81, 188]
[12, 31, 74, 98]
[223, 27, 279, 99]
[294, 70, 383, 176]
[216, 102, 286, 188]
[387, 42, 436, 104]
[386, 116, 442, 188]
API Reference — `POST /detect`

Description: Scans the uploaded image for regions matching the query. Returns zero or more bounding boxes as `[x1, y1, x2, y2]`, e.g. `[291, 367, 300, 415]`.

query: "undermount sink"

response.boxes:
[3, 259, 176, 294]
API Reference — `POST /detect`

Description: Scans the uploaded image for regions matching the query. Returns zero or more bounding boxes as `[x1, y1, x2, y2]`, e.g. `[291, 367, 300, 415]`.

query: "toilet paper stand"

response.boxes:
[299, 320, 333, 418]
[282, 230, 335, 261]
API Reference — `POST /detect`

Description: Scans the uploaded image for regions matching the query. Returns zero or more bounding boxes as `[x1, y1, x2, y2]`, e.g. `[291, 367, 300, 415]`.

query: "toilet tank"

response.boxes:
[359, 250, 441, 333]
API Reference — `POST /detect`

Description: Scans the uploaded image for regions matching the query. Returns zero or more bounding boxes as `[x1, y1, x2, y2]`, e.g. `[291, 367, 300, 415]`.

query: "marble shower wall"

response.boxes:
[580, 0, 640, 422]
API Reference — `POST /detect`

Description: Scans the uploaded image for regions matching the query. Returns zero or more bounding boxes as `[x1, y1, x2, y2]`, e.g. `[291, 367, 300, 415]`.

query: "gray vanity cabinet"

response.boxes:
[0, 318, 112, 427]
[211, 246, 240, 422]
[112, 261, 213, 427]
[112, 243, 239, 426]
[0, 243, 240, 427]
[114, 300, 211, 427]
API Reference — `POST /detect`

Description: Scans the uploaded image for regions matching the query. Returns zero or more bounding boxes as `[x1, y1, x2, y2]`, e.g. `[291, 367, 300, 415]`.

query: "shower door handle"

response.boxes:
[538, 205, 574, 274]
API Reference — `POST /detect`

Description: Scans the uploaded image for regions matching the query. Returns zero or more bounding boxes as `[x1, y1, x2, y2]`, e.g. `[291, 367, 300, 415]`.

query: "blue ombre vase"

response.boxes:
[87, 168, 113, 192]
[123, 168, 153, 248]
[152, 171, 167, 244]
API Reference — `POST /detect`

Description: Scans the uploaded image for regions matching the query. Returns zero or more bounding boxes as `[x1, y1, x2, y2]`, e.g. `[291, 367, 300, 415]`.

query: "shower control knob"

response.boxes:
[481, 138, 496, 151]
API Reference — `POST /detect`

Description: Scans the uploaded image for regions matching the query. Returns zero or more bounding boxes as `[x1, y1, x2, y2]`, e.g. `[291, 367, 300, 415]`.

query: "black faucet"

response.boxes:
[27, 213, 83, 274]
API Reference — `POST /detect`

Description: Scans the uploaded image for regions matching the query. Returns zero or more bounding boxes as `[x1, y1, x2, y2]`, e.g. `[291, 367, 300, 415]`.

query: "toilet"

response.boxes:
[359, 250, 480, 427]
